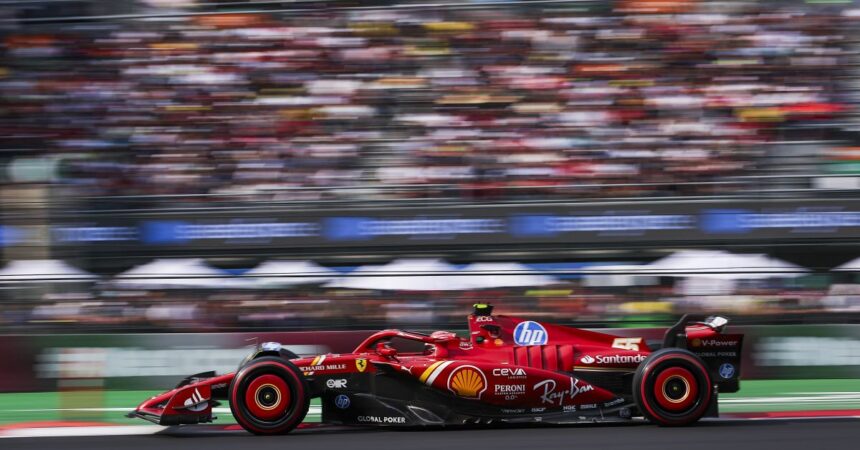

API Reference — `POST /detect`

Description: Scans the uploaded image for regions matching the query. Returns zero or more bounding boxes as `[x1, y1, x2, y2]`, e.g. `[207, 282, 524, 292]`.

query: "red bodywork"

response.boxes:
[131, 310, 742, 428]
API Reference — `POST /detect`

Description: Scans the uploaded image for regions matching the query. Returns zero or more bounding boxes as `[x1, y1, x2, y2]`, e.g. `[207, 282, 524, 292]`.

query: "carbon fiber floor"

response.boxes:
[2, 418, 855, 450]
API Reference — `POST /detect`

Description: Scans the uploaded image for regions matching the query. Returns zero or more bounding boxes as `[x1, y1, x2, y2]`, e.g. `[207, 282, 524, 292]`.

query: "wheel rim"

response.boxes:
[652, 366, 699, 412]
[244, 374, 291, 421]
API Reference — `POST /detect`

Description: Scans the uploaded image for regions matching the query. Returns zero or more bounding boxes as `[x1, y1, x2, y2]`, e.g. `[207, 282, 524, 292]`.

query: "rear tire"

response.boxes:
[633, 348, 712, 426]
[229, 356, 310, 435]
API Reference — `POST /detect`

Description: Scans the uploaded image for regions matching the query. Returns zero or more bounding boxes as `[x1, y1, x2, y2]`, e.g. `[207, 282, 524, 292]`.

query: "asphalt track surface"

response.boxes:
[3, 418, 859, 450]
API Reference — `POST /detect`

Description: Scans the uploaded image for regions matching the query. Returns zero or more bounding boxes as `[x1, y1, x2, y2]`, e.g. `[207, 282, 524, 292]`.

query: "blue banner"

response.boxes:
[45, 198, 860, 250]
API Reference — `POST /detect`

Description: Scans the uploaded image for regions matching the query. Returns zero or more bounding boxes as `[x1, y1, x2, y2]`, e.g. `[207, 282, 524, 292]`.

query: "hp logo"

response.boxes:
[719, 363, 735, 379]
[513, 321, 548, 346]
[335, 394, 351, 409]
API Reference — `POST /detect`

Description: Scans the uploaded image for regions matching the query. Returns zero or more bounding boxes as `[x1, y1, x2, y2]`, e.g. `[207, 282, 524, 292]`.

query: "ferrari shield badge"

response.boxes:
[356, 358, 368, 372]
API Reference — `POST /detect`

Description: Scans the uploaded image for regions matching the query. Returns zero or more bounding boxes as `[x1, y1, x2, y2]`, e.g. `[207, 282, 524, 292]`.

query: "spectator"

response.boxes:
[0, 2, 852, 203]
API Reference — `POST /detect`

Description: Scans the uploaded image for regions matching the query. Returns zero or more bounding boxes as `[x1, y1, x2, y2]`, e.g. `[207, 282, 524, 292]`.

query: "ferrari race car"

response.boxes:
[129, 304, 743, 434]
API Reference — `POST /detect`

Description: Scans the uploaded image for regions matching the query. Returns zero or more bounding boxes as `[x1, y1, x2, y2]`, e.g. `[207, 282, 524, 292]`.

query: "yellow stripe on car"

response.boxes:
[419, 361, 445, 383]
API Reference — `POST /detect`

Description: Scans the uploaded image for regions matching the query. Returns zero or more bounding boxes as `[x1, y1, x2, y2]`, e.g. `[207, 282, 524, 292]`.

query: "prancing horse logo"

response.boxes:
[356, 358, 368, 373]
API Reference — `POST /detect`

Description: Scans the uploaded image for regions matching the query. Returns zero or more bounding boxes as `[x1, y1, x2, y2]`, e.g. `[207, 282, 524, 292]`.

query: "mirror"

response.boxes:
[375, 342, 398, 358]
[704, 316, 729, 332]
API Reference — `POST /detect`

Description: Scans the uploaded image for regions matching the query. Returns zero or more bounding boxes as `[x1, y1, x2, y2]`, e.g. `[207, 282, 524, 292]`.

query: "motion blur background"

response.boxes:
[1, 0, 860, 422]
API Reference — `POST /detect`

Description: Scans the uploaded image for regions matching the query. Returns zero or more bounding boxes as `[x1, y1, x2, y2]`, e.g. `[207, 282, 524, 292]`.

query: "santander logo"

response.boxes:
[580, 354, 646, 365]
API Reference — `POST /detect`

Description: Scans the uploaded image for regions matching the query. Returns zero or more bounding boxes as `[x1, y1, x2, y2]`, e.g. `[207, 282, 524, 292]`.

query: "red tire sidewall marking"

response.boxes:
[638, 353, 711, 424]
[231, 360, 306, 434]
[244, 373, 290, 421]
[652, 366, 698, 411]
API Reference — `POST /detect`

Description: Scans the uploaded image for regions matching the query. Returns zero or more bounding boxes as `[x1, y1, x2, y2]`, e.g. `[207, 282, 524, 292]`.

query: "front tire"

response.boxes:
[229, 356, 310, 435]
[633, 348, 712, 426]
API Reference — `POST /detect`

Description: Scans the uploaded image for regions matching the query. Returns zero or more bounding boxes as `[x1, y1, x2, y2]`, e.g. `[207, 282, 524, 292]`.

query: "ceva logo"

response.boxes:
[493, 367, 527, 377]
[514, 321, 548, 346]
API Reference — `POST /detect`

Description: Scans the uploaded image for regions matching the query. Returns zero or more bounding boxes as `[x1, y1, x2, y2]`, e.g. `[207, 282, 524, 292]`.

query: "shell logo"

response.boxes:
[447, 365, 487, 399]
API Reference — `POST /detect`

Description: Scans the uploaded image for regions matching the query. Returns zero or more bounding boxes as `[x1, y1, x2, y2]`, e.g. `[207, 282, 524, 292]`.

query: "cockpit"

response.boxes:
[354, 329, 464, 359]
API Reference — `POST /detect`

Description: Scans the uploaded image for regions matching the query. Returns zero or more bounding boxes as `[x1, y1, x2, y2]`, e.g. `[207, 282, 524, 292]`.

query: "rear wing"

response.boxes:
[663, 314, 743, 393]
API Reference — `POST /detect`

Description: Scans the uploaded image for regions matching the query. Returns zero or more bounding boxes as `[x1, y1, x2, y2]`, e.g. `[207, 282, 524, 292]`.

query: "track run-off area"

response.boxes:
[2, 379, 860, 448]
[1, 417, 859, 450]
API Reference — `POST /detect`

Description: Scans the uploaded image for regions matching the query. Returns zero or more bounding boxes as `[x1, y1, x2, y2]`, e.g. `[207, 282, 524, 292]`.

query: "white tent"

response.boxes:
[0, 259, 97, 283]
[643, 250, 808, 279]
[242, 260, 337, 287]
[639, 250, 807, 296]
[581, 264, 656, 287]
[458, 262, 558, 289]
[326, 258, 471, 291]
[113, 258, 252, 289]
[834, 257, 860, 271]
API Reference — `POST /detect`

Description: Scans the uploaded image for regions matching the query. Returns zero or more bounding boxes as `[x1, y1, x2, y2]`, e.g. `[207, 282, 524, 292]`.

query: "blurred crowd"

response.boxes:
[2, 1, 856, 202]
[2, 278, 857, 332]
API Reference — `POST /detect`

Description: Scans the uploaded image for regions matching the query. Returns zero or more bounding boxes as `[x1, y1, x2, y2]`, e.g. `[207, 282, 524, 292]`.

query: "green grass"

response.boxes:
[0, 391, 322, 426]
[721, 379, 860, 398]
[719, 379, 860, 413]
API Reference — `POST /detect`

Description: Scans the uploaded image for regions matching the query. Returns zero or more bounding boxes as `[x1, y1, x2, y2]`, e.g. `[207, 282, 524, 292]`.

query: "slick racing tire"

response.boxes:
[229, 356, 310, 435]
[633, 348, 712, 426]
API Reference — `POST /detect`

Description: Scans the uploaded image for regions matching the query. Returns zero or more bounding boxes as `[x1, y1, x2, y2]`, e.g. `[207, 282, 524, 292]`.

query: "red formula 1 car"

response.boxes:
[130, 304, 743, 434]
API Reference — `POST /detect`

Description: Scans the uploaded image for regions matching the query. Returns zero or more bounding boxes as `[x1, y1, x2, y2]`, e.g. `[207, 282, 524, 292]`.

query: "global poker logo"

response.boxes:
[514, 321, 548, 346]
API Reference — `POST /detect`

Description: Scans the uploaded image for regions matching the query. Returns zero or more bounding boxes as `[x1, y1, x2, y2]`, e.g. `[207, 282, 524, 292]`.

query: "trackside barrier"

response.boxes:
[2, 325, 860, 392]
